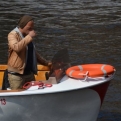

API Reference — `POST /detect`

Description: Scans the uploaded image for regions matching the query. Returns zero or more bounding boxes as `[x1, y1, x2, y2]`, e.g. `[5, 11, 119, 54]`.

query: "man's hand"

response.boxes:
[29, 30, 36, 38]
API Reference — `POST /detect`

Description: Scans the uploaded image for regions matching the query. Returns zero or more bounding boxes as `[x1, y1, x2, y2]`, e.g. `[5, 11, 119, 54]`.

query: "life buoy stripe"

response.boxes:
[101, 64, 107, 77]
[69, 70, 75, 77]
[77, 65, 83, 71]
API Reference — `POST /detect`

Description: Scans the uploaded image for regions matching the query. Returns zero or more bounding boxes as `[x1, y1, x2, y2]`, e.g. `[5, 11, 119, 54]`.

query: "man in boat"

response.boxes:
[7, 15, 51, 90]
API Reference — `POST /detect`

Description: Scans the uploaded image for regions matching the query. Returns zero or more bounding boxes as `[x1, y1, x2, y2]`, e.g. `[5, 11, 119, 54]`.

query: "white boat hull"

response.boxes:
[0, 75, 113, 121]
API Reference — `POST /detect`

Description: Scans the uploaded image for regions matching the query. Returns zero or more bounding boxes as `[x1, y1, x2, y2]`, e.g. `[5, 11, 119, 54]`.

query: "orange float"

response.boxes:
[66, 64, 115, 79]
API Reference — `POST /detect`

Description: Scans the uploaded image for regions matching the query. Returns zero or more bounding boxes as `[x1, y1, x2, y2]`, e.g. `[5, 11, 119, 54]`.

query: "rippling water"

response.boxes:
[0, 0, 121, 120]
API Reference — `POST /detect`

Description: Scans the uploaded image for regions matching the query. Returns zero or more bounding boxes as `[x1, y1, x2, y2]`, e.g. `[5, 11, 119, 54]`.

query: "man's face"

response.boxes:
[22, 20, 34, 36]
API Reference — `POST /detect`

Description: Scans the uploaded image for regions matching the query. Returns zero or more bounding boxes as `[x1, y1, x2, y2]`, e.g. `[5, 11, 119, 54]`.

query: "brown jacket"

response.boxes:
[7, 29, 48, 74]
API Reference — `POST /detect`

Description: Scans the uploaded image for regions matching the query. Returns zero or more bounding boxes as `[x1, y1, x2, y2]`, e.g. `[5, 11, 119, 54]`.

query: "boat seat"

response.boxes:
[0, 65, 50, 89]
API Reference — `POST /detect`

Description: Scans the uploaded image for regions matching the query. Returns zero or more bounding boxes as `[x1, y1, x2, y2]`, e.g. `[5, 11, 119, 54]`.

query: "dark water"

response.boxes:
[0, 0, 121, 120]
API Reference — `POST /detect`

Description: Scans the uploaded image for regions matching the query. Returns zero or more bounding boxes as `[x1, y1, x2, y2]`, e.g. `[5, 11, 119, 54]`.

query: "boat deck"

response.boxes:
[0, 74, 114, 96]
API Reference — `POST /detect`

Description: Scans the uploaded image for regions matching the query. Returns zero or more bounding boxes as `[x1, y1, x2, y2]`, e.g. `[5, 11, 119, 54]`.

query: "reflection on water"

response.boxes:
[0, 0, 121, 120]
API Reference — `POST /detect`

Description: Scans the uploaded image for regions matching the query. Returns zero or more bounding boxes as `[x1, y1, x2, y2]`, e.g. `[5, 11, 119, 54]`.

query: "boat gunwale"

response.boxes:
[0, 74, 115, 97]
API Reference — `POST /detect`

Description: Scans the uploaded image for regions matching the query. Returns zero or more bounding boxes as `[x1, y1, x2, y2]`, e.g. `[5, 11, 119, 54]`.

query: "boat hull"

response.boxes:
[0, 81, 110, 121]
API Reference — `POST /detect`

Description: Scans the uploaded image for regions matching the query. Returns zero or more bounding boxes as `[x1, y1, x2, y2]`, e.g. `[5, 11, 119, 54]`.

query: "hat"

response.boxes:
[18, 15, 34, 29]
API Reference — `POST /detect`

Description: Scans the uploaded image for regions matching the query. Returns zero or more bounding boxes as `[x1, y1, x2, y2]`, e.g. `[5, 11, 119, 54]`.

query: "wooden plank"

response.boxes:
[35, 71, 49, 81]
[0, 71, 4, 88]
[37, 65, 50, 71]
[0, 65, 50, 71]
[0, 65, 7, 70]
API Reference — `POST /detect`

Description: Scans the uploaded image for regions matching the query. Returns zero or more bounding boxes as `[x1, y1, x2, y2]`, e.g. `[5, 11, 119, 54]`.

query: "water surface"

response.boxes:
[0, 0, 121, 120]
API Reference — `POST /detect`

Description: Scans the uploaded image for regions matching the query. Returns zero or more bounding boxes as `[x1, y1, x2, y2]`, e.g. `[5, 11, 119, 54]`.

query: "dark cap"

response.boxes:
[18, 15, 34, 29]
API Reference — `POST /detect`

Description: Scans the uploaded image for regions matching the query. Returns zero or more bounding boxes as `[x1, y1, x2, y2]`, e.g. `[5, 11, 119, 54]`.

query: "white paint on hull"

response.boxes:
[0, 89, 101, 121]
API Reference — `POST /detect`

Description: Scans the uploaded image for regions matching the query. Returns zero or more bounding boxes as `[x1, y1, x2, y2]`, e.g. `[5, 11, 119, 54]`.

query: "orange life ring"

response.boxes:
[66, 64, 115, 79]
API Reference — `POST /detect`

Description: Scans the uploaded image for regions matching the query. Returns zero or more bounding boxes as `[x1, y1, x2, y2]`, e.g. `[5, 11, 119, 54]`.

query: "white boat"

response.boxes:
[0, 49, 116, 121]
[0, 73, 115, 121]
